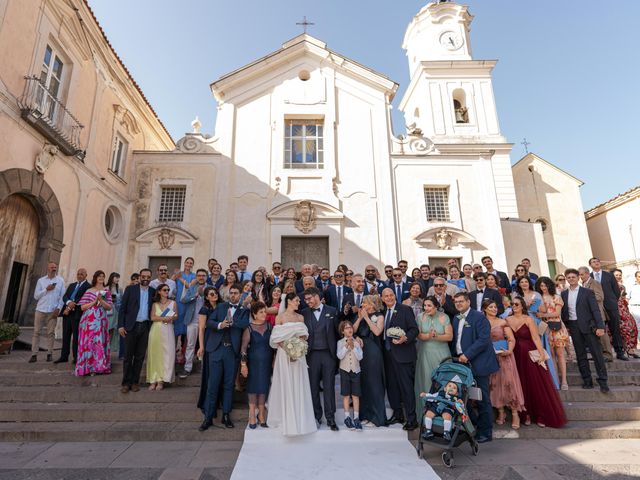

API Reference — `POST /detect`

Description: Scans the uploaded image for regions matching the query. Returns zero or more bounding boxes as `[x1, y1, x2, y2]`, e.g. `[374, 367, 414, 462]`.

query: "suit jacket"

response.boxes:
[591, 270, 620, 310]
[364, 280, 384, 296]
[324, 284, 353, 310]
[418, 278, 433, 296]
[450, 309, 499, 377]
[469, 287, 504, 315]
[583, 277, 608, 322]
[431, 293, 457, 319]
[295, 278, 323, 294]
[389, 282, 410, 302]
[490, 270, 511, 294]
[302, 304, 339, 358]
[118, 284, 156, 331]
[561, 286, 605, 335]
[205, 302, 250, 355]
[180, 283, 205, 326]
[62, 280, 90, 320]
[381, 303, 418, 364]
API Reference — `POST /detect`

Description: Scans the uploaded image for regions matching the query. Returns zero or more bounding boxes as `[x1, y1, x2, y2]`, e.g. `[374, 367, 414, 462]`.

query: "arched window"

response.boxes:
[452, 88, 469, 124]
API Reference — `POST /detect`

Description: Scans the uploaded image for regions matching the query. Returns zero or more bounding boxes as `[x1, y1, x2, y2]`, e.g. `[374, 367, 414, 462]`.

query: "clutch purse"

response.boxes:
[528, 349, 550, 369]
[492, 340, 508, 353]
[537, 321, 548, 336]
[547, 320, 562, 332]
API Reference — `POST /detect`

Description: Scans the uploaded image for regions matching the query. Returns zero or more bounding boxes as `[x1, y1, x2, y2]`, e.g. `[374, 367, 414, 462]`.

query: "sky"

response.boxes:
[89, 0, 639, 210]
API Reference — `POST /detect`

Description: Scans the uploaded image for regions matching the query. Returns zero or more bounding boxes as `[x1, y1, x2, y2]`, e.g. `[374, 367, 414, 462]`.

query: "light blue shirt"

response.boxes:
[136, 287, 150, 322]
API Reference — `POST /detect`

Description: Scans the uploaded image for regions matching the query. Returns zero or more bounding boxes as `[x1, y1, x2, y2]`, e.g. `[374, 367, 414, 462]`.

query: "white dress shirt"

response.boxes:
[455, 308, 471, 355]
[34, 275, 65, 313]
[475, 290, 484, 311]
[567, 286, 579, 320]
[150, 278, 177, 298]
[593, 270, 602, 283]
[313, 304, 323, 321]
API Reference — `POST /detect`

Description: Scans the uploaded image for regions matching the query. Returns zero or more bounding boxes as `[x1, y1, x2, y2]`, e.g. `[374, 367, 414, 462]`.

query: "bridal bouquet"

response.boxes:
[283, 336, 308, 362]
[386, 326, 406, 339]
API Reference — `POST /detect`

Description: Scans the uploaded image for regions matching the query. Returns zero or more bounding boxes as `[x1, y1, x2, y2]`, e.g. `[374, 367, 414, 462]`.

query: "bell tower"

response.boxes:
[399, 1, 505, 144]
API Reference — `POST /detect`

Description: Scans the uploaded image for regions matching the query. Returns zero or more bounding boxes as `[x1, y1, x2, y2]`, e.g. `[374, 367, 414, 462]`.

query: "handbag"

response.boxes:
[528, 349, 550, 367]
[537, 321, 548, 336]
[547, 320, 562, 332]
[492, 339, 508, 353]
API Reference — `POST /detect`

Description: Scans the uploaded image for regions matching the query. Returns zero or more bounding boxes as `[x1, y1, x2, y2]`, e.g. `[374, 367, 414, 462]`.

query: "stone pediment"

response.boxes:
[135, 226, 198, 250]
[414, 227, 477, 250]
[267, 200, 343, 234]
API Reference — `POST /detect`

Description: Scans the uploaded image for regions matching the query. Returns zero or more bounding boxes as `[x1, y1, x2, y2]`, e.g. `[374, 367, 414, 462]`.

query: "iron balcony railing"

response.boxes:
[18, 75, 85, 159]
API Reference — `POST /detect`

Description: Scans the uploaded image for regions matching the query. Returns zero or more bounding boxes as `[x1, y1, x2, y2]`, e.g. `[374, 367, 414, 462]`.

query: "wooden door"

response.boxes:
[281, 237, 329, 271]
[0, 195, 40, 322]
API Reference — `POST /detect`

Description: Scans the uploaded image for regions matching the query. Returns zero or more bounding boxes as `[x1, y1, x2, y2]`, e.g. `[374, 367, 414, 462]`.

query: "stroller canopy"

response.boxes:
[431, 360, 475, 389]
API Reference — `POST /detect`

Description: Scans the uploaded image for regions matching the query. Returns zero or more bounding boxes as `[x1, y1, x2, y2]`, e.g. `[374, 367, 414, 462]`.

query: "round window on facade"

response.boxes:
[298, 69, 311, 81]
[104, 206, 122, 241]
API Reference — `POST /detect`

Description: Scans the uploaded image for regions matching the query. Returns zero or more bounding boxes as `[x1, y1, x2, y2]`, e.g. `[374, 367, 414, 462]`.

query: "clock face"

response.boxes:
[439, 31, 463, 51]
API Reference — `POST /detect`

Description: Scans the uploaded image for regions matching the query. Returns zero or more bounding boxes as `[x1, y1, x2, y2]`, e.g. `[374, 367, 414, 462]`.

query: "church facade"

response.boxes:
[132, 1, 544, 274]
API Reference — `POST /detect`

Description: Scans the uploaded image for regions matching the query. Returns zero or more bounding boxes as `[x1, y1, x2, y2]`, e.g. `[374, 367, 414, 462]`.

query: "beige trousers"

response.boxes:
[32, 310, 57, 354]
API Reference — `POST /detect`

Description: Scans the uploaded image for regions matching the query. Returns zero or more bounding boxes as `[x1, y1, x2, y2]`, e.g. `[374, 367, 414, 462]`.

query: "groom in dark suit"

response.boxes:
[302, 287, 340, 431]
[450, 292, 499, 443]
[199, 284, 250, 431]
[54, 268, 90, 364]
[381, 288, 419, 430]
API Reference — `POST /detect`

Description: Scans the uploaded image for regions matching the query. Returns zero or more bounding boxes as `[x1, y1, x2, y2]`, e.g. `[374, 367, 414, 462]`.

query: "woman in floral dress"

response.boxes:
[612, 269, 639, 358]
[75, 270, 113, 377]
[536, 277, 569, 390]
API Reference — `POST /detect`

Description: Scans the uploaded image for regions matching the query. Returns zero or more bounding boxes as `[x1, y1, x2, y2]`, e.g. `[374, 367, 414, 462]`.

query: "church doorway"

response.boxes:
[281, 236, 329, 271]
[148, 256, 182, 277]
[0, 194, 40, 323]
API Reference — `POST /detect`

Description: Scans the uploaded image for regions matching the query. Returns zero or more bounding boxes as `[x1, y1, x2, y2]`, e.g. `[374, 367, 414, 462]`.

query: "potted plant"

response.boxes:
[0, 322, 20, 354]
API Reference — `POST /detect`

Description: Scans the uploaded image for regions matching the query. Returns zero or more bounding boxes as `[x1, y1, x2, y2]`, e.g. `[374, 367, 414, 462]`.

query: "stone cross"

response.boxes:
[296, 16, 315, 34]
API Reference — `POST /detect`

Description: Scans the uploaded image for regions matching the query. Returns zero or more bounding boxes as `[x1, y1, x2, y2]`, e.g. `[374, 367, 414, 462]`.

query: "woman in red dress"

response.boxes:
[506, 297, 567, 428]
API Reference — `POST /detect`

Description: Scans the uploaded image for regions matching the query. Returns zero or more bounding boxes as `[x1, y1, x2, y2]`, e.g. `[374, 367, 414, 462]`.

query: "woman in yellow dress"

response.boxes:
[147, 283, 177, 390]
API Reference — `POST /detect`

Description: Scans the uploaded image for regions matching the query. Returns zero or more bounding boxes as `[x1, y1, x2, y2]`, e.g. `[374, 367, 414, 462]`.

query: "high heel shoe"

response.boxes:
[495, 410, 506, 425]
[258, 414, 268, 428]
[148, 383, 156, 391]
[249, 422, 257, 429]
[524, 415, 531, 426]
[512, 415, 520, 430]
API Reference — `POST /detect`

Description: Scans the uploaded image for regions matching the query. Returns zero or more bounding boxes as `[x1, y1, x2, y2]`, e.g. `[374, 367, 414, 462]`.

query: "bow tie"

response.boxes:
[313, 308, 321, 312]
[230, 304, 239, 309]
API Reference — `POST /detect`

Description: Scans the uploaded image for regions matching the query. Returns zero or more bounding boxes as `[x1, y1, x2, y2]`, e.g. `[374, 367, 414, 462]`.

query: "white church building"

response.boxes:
[130, 1, 546, 274]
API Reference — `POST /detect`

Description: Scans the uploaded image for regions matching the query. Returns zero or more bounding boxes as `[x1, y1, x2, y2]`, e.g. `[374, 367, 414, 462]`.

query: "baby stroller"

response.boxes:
[415, 357, 479, 468]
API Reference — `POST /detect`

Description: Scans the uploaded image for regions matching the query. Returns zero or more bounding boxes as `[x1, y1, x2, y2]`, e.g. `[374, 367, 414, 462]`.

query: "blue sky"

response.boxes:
[89, 0, 638, 210]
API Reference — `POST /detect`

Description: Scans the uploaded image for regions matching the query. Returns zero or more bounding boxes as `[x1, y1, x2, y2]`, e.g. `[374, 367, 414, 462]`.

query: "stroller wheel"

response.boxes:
[471, 442, 479, 456]
[442, 451, 454, 468]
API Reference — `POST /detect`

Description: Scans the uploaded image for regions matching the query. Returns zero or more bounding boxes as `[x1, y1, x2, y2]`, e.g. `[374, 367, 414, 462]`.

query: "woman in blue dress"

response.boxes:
[240, 301, 273, 429]
[352, 295, 387, 427]
[175, 257, 196, 365]
[514, 276, 559, 389]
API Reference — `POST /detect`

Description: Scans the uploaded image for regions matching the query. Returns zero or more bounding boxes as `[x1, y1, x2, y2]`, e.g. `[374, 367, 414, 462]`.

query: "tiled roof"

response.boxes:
[584, 185, 640, 218]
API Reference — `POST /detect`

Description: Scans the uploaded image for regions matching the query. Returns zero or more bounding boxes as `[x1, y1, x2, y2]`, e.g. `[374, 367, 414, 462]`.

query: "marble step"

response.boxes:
[566, 359, 640, 372]
[566, 372, 640, 386]
[0, 420, 247, 442]
[559, 385, 640, 402]
[0, 371, 203, 387]
[563, 402, 640, 421]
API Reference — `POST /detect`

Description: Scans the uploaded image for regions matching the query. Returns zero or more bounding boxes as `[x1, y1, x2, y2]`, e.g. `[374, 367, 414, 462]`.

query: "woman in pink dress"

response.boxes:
[484, 299, 525, 429]
[75, 270, 113, 376]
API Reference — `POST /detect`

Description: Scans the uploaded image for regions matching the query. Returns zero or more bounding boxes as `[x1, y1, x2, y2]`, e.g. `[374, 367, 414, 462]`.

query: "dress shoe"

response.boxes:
[344, 417, 355, 430]
[178, 369, 191, 379]
[199, 419, 213, 432]
[581, 383, 594, 389]
[28, 355, 37, 363]
[443, 431, 452, 441]
[386, 415, 404, 426]
[421, 429, 434, 440]
[354, 419, 363, 431]
[46, 354, 52, 362]
[476, 435, 492, 443]
[604, 358, 612, 363]
[403, 421, 419, 431]
[630, 353, 640, 359]
[327, 420, 339, 431]
[120, 385, 130, 394]
[600, 385, 610, 394]
[222, 414, 234, 429]
[617, 354, 630, 361]
[53, 358, 68, 364]
[248, 423, 257, 430]
[131, 384, 140, 392]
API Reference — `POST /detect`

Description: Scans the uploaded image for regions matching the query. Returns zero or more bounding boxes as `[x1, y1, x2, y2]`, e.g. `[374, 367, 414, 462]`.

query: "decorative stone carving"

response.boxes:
[174, 133, 218, 153]
[294, 201, 317, 234]
[191, 116, 201, 134]
[34, 144, 59, 174]
[390, 127, 435, 156]
[435, 228, 453, 250]
[113, 105, 140, 136]
[158, 228, 175, 250]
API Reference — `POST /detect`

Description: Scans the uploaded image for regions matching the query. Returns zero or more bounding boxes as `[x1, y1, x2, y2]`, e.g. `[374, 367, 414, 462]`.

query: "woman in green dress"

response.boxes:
[415, 295, 453, 418]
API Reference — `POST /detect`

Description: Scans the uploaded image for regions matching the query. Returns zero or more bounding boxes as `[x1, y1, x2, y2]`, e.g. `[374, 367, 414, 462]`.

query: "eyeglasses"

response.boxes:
[434, 283, 446, 287]
[158, 269, 168, 273]
[392, 274, 402, 278]
[435, 272, 446, 277]
[334, 274, 344, 278]
[516, 268, 525, 272]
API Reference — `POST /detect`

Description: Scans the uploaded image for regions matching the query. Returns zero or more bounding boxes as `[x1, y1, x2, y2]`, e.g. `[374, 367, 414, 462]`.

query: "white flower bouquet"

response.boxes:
[386, 326, 406, 339]
[283, 336, 308, 362]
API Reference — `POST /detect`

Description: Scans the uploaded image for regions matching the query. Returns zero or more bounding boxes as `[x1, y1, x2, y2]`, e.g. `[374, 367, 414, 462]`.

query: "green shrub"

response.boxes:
[0, 322, 20, 341]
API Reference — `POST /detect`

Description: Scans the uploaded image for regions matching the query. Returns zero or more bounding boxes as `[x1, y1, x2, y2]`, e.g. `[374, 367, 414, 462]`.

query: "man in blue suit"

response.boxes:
[324, 270, 353, 318]
[199, 284, 250, 431]
[389, 268, 410, 301]
[450, 292, 499, 443]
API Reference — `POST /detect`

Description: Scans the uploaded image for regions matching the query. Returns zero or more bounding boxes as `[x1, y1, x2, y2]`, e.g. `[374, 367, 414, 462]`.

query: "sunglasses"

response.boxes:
[334, 274, 344, 278]
[392, 274, 402, 278]
[516, 268, 525, 272]
[158, 269, 168, 273]
[207, 292, 217, 296]
[557, 278, 565, 281]
[435, 272, 446, 276]
[160, 288, 170, 292]
[434, 283, 446, 287]
[365, 269, 376, 273]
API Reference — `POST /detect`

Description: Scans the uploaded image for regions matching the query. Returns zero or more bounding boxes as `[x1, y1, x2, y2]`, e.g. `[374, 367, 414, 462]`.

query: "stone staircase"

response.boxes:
[1, 350, 639, 443]
[0, 350, 247, 442]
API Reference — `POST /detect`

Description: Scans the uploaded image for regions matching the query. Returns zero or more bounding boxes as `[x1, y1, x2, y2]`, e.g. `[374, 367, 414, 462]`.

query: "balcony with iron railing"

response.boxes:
[18, 76, 85, 160]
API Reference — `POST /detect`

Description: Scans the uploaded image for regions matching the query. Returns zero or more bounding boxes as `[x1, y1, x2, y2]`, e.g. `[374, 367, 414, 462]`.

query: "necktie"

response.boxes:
[396, 285, 401, 300]
[239, 272, 245, 282]
[70, 282, 82, 301]
[356, 294, 361, 307]
[384, 309, 392, 350]
[337, 286, 342, 310]
[456, 314, 466, 354]
[597, 272, 601, 282]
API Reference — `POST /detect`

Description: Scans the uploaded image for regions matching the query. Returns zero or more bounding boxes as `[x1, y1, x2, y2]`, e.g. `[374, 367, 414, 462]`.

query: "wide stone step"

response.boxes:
[566, 359, 640, 373]
[564, 402, 640, 421]
[0, 420, 247, 442]
[0, 402, 245, 422]
[0, 372, 202, 387]
[559, 385, 640, 402]
[0, 385, 209, 403]
[566, 372, 640, 386]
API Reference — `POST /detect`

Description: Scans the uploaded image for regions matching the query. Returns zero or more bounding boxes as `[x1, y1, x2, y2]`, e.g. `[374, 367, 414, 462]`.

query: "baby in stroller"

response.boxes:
[419, 380, 466, 441]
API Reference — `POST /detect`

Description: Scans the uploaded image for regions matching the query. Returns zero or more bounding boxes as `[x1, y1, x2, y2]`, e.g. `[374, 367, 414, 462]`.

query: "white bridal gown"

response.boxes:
[267, 321, 317, 436]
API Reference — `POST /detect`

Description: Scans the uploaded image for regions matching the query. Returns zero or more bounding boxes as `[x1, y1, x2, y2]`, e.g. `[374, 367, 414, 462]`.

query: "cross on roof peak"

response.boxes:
[296, 16, 315, 34]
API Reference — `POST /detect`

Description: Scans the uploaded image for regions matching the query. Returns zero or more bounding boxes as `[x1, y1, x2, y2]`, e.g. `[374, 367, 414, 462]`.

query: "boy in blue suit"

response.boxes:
[450, 292, 499, 443]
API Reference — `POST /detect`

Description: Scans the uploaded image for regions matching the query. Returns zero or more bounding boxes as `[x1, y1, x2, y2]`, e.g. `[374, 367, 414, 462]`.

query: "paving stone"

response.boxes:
[0, 442, 54, 468]
[200, 467, 234, 480]
[0, 468, 163, 480]
[25, 442, 131, 468]
[110, 441, 201, 468]
[158, 467, 204, 480]
[189, 441, 242, 468]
